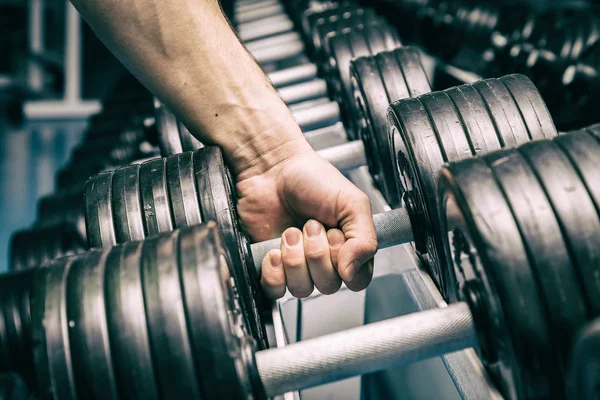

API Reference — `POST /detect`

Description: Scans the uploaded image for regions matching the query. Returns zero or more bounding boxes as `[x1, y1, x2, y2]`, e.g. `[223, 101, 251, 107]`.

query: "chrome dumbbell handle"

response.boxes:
[250, 208, 414, 270]
[255, 303, 477, 397]
[317, 140, 366, 171]
[269, 64, 318, 88]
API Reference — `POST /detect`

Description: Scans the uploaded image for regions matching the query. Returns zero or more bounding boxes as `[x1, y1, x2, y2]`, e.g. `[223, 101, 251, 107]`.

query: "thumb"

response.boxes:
[336, 192, 378, 282]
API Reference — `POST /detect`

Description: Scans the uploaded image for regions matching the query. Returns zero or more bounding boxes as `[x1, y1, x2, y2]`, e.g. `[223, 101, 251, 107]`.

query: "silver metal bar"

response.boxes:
[65, 2, 81, 103]
[238, 15, 293, 42]
[304, 122, 348, 150]
[292, 101, 341, 132]
[245, 32, 300, 53]
[317, 140, 366, 172]
[236, 3, 284, 24]
[252, 40, 305, 65]
[269, 64, 318, 88]
[255, 303, 477, 397]
[28, 0, 44, 92]
[278, 79, 328, 105]
[235, 0, 279, 13]
[250, 208, 414, 271]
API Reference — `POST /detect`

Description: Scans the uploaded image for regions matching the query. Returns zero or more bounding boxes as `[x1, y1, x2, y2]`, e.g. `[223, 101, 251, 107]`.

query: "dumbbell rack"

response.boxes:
[234, 0, 499, 398]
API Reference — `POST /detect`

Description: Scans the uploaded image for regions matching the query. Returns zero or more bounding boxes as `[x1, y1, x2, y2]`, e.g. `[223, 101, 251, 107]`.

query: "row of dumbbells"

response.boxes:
[365, 0, 600, 129]
[4, 0, 600, 397]
[4, 88, 600, 399]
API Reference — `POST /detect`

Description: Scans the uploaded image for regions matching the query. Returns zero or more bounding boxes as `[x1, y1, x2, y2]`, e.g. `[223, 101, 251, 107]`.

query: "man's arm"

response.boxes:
[72, 0, 378, 298]
[71, 0, 308, 178]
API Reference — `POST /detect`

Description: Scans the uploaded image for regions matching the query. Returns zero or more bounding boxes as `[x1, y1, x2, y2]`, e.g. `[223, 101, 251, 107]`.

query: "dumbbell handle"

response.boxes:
[250, 208, 414, 270]
[255, 302, 477, 397]
[317, 140, 366, 171]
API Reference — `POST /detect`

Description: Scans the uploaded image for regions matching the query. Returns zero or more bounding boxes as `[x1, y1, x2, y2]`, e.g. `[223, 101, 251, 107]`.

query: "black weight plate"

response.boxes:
[30, 258, 77, 400]
[66, 250, 119, 399]
[351, 55, 402, 206]
[112, 164, 145, 243]
[351, 47, 431, 206]
[85, 171, 117, 248]
[139, 158, 174, 237]
[553, 130, 600, 314]
[180, 223, 255, 400]
[0, 280, 13, 374]
[141, 231, 202, 399]
[444, 84, 502, 156]
[327, 24, 400, 138]
[438, 157, 557, 399]
[300, 2, 355, 41]
[387, 98, 447, 291]
[498, 74, 558, 140]
[105, 240, 159, 399]
[472, 78, 529, 148]
[520, 139, 600, 317]
[193, 147, 268, 349]
[418, 92, 473, 162]
[485, 149, 587, 371]
[312, 7, 377, 58]
[165, 152, 202, 229]
[8, 232, 27, 271]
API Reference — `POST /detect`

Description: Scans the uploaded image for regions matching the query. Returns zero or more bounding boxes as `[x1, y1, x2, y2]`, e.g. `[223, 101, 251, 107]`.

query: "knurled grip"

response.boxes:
[255, 303, 477, 397]
[250, 208, 413, 275]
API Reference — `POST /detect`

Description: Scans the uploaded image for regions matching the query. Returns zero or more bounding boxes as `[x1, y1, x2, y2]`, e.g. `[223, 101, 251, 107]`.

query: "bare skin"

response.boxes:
[71, 0, 377, 298]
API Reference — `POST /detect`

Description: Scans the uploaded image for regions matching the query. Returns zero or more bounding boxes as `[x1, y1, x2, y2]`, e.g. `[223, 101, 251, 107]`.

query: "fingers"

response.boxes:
[261, 249, 286, 299]
[303, 221, 341, 295]
[281, 228, 314, 298]
[336, 192, 377, 284]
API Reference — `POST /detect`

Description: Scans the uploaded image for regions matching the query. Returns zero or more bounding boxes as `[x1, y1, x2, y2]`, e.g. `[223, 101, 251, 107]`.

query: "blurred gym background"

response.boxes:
[0, 0, 593, 272]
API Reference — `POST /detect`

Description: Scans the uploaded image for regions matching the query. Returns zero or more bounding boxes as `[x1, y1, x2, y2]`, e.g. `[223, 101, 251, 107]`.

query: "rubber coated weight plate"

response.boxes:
[313, 7, 378, 59]
[387, 98, 447, 290]
[139, 158, 174, 238]
[31, 258, 77, 400]
[85, 171, 117, 248]
[67, 251, 118, 399]
[182, 223, 256, 400]
[439, 157, 557, 399]
[105, 240, 159, 399]
[444, 84, 502, 156]
[498, 74, 558, 140]
[166, 152, 203, 229]
[472, 78, 530, 148]
[327, 24, 400, 138]
[419, 92, 473, 162]
[193, 147, 268, 349]
[351, 55, 402, 206]
[530, 134, 600, 315]
[484, 149, 587, 373]
[351, 47, 431, 207]
[141, 232, 203, 399]
[112, 164, 145, 244]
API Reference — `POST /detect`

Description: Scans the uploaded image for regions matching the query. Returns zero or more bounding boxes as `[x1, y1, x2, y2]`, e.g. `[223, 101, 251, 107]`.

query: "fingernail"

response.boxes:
[284, 230, 301, 247]
[328, 230, 345, 246]
[345, 260, 361, 281]
[306, 220, 322, 237]
[269, 252, 281, 268]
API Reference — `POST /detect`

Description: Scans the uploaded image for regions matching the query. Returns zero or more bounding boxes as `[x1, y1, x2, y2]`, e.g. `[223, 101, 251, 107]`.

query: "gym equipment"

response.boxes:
[9, 223, 87, 271]
[15, 126, 600, 398]
[388, 73, 558, 293]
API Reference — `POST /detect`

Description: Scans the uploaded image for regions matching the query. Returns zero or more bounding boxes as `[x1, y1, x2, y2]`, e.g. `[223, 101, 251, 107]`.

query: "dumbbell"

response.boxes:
[23, 126, 600, 399]
[8, 222, 87, 271]
[82, 72, 555, 355]
[238, 14, 295, 42]
[236, 1, 286, 25]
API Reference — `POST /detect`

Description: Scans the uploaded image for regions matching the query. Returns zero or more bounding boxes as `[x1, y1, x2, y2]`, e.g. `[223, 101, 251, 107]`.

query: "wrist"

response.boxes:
[225, 117, 314, 180]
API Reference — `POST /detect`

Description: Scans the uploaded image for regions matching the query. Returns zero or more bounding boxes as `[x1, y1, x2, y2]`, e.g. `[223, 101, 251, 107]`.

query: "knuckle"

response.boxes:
[284, 258, 306, 271]
[261, 272, 283, 288]
[305, 248, 327, 262]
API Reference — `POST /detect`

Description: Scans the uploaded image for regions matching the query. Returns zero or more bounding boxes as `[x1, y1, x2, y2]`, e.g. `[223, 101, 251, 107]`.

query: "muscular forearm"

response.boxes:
[71, 0, 309, 177]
